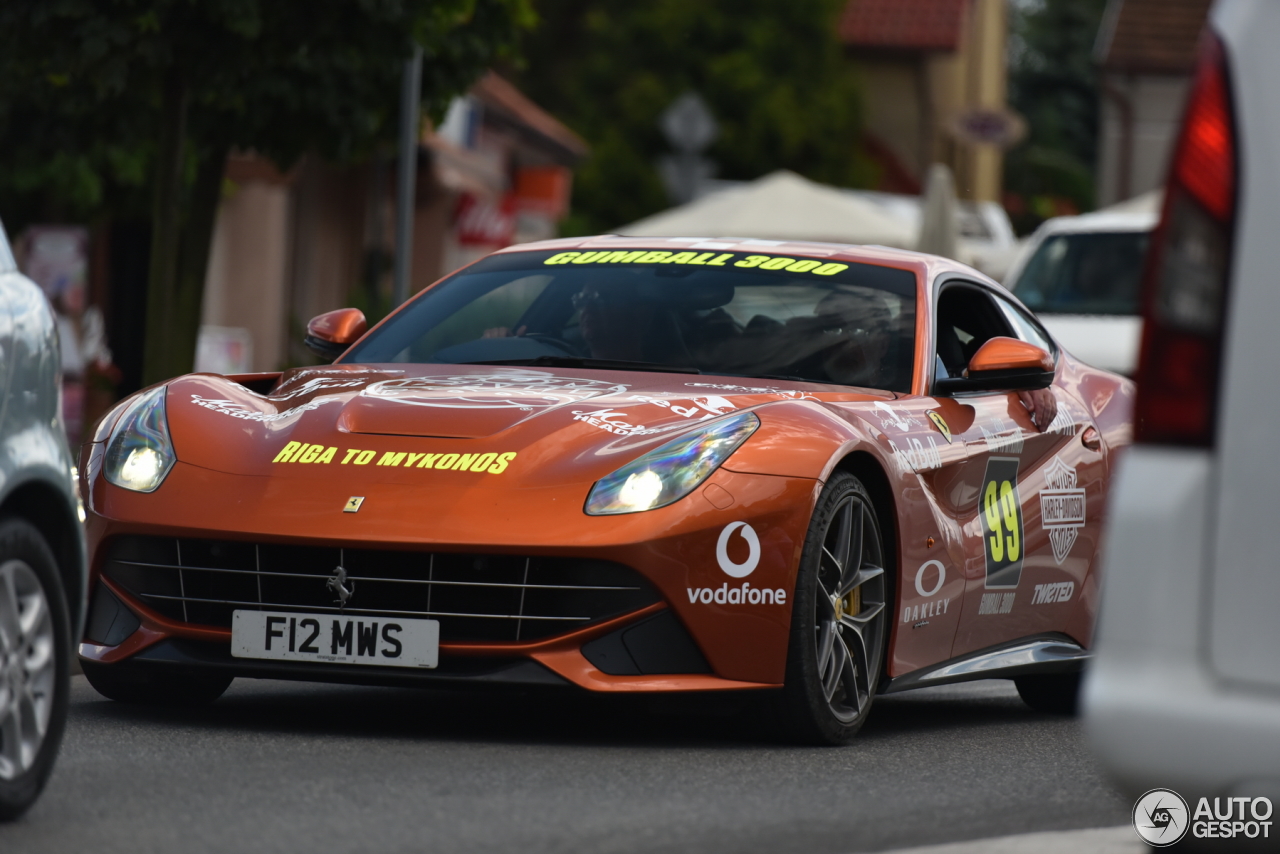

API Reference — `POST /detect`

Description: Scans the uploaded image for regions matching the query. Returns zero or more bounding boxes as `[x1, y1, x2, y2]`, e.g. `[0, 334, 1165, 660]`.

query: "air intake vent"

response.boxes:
[102, 536, 659, 643]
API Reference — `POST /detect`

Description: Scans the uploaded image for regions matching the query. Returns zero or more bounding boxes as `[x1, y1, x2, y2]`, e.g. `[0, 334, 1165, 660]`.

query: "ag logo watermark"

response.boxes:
[1133, 788, 1275, 845]
[1133, 788, 1189, 847]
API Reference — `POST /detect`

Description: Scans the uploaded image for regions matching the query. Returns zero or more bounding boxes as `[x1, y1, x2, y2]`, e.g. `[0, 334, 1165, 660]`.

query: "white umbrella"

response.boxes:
[618, 170, 915, 247]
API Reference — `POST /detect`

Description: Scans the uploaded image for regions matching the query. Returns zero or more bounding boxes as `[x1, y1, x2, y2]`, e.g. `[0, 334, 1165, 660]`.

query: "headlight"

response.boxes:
[104, 387, 176, 493]
[585, 412, 759, 515]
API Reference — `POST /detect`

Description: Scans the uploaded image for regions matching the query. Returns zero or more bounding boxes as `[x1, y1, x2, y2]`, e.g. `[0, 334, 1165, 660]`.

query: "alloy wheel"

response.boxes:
[0, 559, 57, 780]
[813, 492, 887, 724]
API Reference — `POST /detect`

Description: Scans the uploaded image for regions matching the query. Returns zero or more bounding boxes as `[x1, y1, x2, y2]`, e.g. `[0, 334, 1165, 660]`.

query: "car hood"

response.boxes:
[165, 364, 891, 488]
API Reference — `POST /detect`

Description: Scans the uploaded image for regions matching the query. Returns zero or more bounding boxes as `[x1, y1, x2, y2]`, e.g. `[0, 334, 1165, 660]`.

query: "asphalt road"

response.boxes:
[2, 675, 1129, 854]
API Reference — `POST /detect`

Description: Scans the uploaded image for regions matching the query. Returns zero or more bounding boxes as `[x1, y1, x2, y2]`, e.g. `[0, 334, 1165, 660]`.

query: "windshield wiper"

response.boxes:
[464, 356, 701, 374]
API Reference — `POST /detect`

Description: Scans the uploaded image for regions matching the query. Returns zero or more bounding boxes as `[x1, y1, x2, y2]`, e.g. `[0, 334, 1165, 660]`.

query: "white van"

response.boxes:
[1085, 0, 1280, 810]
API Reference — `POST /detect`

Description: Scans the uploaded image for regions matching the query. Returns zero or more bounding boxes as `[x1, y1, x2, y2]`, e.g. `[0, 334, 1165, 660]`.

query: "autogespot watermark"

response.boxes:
[1133, 788, 1274, 846]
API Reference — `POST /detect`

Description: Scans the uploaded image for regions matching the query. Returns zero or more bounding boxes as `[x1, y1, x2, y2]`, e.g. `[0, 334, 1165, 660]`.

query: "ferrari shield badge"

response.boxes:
[343, 496, 365, 513]
[926, 410, 952, 443]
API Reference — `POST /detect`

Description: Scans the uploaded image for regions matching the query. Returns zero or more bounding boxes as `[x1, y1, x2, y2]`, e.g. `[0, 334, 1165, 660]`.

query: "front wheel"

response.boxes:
[0, 518, 72, 822]
[779, 472, 890, 745]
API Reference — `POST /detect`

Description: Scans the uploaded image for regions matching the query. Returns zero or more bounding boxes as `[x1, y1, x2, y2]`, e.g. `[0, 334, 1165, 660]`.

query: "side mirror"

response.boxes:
[934, 336, 1055, 395]
[304, 308, 367, 361]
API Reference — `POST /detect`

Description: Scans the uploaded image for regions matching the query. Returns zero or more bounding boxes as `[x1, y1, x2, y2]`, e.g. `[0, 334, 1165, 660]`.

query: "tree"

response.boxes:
[511, 0, 870, 235]
[0, 0, 533, 383]
[1004, 0, 1109, 232]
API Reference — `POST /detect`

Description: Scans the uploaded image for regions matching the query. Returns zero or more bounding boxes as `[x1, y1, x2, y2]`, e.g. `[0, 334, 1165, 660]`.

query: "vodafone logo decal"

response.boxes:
[688, 522, 786, 607]
[716, 522, 760, 578]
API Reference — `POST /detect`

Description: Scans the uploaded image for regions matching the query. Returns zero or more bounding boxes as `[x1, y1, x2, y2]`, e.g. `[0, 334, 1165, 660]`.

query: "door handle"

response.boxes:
[1081, 426, 1101, 451]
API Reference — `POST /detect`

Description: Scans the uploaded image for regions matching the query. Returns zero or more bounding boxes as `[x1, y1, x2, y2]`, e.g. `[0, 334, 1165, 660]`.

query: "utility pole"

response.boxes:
[392, 45, 423, 308]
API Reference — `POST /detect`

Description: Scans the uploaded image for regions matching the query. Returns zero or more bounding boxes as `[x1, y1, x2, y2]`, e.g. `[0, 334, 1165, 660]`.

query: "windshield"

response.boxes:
[344, 247, 918, 391]
[1011, 230, 1149, 316]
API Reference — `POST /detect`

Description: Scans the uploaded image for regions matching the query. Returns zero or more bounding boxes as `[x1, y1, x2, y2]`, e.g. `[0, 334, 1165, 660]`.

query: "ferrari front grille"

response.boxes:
[100, 536, 659, 643]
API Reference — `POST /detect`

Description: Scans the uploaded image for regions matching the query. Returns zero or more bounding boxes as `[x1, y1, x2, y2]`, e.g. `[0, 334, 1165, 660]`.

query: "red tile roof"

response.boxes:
[1098, 0, 1212, 73]
[470, 72, 589, 164]
[838, 0, 971, 52]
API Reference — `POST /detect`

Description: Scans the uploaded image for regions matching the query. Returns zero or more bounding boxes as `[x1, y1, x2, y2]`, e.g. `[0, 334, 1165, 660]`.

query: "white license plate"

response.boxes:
[231, 610, 438, 668]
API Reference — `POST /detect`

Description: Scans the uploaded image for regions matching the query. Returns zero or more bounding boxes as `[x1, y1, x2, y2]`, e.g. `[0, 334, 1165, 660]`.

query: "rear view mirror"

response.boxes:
[935, 336, 1055, 395]
[304, 308, 367, 361]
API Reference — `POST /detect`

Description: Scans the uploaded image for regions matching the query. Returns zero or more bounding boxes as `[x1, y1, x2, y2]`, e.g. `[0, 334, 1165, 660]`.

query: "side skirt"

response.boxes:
[880, 634, 1089, 694]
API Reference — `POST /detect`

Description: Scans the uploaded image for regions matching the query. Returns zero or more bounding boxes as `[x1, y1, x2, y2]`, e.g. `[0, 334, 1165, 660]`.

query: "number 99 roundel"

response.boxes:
[982, 457, 1024, 589]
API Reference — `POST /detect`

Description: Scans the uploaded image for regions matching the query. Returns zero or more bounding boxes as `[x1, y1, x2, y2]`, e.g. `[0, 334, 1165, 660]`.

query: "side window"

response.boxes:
[0, 219, 16, 273]
[934, 284, 1016, 379]
[993, 295, 1055, 356]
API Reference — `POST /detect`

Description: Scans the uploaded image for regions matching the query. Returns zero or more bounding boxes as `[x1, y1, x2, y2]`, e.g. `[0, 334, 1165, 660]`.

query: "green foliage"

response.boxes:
[514, 0, 869, 234]
[0, 0, 533, 381]
[0, 0, 533, 228]
[1004, 0, 1109, 233]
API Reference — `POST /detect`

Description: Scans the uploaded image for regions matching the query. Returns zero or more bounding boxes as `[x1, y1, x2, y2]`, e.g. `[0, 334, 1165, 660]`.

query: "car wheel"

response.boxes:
[1014, 672, 1080, 715]
[81, 660, 233, 706]
[0, 518, 71, 822]
[779, 472, 889, 745]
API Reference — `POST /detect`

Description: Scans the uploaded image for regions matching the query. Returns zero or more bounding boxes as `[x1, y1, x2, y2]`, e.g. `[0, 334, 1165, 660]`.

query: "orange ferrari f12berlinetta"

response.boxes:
[79, 237, 1132, 743]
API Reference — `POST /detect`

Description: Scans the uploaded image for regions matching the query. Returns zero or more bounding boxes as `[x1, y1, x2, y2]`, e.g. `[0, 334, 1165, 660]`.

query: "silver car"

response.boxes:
[0, 216, 86, 819]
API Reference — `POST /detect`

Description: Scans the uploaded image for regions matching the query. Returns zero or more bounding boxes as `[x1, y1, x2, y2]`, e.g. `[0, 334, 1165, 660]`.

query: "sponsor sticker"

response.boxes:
[888, 436, 943, 473]
[716, 522, 760, 578]
[687, 522, 786, 606]
[1041, 456, 1086, 564]
[981, 457, 1024, 589]
[901, 560, 950, 624]
[542, 250, 850, 278]
[363, 371, 628, 410]
[191, 394, 336, 423]
[873, 401, 923, 432]
[980, 417, 1024, 455]
[271, 442, 517, 474]
[978, 592, 1016, 615]
[1031, 581, 1073, 604]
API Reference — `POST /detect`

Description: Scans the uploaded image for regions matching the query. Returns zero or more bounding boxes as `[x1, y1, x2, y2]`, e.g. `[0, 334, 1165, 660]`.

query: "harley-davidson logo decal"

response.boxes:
[1040, 456, 1086, 564]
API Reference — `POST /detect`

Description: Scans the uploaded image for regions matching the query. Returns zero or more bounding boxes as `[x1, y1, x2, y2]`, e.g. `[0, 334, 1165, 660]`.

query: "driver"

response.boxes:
[803, 289, 896, 387]
[572, 283, 657, 361]
[483, 281, 660, 362]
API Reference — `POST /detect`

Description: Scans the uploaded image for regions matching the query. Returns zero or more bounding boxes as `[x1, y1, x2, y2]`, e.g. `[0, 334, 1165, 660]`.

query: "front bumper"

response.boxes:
[80, 451, 820, 690]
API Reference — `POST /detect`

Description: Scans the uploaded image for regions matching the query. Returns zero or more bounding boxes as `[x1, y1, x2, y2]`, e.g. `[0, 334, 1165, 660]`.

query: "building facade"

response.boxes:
[197, 72, 587, 374]
[1094, 0, 1212, 207]
[839, 0, 1013, 203]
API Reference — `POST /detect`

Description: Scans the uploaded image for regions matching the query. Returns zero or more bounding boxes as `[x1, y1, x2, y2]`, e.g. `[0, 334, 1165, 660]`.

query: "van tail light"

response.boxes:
[1133, 32, 1237, 447]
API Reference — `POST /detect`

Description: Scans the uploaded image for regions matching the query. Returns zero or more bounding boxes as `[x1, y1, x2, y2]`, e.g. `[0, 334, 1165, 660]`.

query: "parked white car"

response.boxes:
[1085, 0, 1280, 819]
[1003, 202, 1157, 376]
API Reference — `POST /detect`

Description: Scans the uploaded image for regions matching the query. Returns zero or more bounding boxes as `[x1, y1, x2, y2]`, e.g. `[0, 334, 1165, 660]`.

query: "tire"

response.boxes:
[0, 518, 72, 822]
[82, 660, 233, 706]
[1015, 672, 1081, 715]
[778, 472, 890, 745]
